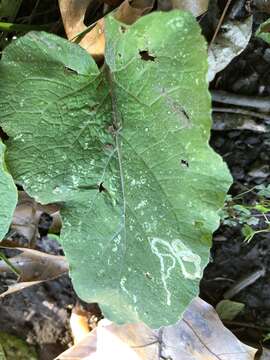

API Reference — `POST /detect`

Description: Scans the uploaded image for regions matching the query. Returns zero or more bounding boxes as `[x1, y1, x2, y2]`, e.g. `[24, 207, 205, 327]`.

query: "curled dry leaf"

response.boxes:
[0, 248, 68, 297]
[3, 191, 61, 246]
[114, 0, 155, 25]
[7, 191, 41, 246]
[58, 0, 105, 59]
[70, 303, 91, 344]
[56, 298, 256, 360]
[57, 321, 158, 359]
[158, 298, 256, 360]
[208, 16, 253, 81]
[260, 348, 270, 360]
[103, 0, 123, 6]
[58, 0, 154, 58]
[171, 0, 209, 17]
[254, 0, 270, 14]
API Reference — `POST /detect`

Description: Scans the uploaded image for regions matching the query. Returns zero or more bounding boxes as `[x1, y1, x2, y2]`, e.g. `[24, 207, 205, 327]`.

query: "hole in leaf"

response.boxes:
[120, 25, 127, 33]
[139, 50, 156, 62]
[99, 182, 107, 193]
[181, 159, 189, 168]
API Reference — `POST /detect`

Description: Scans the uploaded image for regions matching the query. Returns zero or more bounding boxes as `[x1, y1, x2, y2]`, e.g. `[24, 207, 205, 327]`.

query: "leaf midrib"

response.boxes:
[104, 64, 127, 288]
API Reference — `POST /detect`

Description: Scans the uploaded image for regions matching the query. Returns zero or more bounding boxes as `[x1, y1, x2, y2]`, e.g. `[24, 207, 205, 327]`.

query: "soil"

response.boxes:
[0, 0, 270, 358]
[0, 238, 75, 359]
[200, 20, 270, 346]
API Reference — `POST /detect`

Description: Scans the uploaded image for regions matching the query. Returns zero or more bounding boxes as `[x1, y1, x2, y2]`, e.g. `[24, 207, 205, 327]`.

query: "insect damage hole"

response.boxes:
[99, 182, 107, 193]
[180, 159, 189, 168]
[120, 25, 127, 33]
[139, 50, 156, 62]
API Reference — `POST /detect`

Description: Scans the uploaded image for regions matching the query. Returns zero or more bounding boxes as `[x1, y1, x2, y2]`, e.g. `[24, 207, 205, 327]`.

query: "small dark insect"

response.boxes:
[144, 271, 153, 280]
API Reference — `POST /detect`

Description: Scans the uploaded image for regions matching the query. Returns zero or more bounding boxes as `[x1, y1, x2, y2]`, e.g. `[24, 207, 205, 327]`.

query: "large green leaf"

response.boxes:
[0, 10, 232, 327]
[0, 140, 17, 240]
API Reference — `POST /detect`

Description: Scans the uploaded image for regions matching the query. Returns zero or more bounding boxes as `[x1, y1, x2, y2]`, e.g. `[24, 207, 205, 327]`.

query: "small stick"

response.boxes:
[213, 106, 270, 122]
[209, 0, 234, 48]
[223, 268, 266, 299]
[223, 320, 270, 332]
[212, 90, 270, 113]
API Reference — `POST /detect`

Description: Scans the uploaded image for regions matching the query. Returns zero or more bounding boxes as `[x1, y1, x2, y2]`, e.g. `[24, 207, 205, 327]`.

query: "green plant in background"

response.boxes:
[0, 10, 232, 327]
[221, 185, 270, 243]
[256, 17, 270, 44]
[0, 332, 37, 360]
[0, 140, 17, 241]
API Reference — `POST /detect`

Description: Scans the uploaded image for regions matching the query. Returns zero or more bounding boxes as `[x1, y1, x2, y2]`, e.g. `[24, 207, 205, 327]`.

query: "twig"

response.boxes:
[231, 185, 258, 200]
[0, 252, 20, 276]
[223, 268, 266, 299]
[224, 320, 270, 332]
[209, 0, 234, 48]
[213, 106, 270, 122]
[27, 0, 41, 24]
[212, 90, 270, 114]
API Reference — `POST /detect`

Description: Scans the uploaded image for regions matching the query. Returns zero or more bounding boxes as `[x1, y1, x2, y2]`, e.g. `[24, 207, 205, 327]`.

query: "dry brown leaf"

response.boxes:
[103, 0, 123, 5]
[57, 330, 97, 359]
[0, 247, 68, 281]
[96, 321, 158, 359]
[260, 347, 270, 359]
[3, 191, 61, 246]
[208, 16, 253, 81]
[70, 303, 91, 344]
[58, 0, 154, 59]
[58, 0, 105, 59]
[0, 248, 68, 298]
[8, 191, 41, 246]
[159, 298, 256, 360]
[56, 298, 256, 360]
[171, 0, 209, 17]
[254, 0, 270, 14]
[156, 0, 172, 10]
[57, 321, 158, 359]
[114, 0, 154, 25]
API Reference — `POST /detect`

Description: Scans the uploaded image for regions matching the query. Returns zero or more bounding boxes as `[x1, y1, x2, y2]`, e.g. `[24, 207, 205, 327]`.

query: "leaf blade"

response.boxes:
[0, 11, 232, 327]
